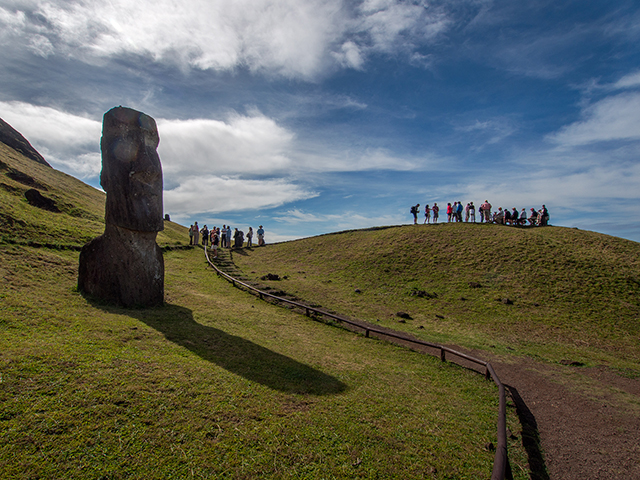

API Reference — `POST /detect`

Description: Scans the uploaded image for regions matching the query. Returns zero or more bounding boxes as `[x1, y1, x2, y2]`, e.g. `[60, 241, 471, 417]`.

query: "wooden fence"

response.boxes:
[203, 246, 507, 480]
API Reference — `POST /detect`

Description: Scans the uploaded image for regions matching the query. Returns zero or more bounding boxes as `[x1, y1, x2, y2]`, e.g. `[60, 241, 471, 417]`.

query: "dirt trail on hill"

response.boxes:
[485, 354, 640, 480]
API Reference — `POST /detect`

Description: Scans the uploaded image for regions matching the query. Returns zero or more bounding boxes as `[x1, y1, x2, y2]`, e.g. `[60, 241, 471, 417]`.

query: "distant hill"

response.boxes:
[233, 222, 640, 371]
[0, 131, 187, 247]
[0, 117, 51, 168]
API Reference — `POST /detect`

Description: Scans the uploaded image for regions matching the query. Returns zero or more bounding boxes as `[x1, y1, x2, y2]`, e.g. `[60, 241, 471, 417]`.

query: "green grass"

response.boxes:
[231, 225, 640, 374]
[0, 143, 530, 478]
[0, 246, 519, 479]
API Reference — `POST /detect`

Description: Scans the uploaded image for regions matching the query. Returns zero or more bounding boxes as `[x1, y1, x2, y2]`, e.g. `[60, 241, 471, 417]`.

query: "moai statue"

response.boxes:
[78, 107, 164, 307]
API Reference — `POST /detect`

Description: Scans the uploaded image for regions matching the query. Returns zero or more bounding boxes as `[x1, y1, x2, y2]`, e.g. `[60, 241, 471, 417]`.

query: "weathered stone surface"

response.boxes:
[100, 107, 163, 232]
[79, 106, 164, 307]
[78, 224, 164, 307]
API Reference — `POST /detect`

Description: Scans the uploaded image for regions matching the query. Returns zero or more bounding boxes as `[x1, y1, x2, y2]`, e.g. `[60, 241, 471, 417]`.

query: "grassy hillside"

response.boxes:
[0, 143, 526, 477]
[232, 224, 640, 375]
[0, 142, 186, 247]
[0, 245, 520, 478]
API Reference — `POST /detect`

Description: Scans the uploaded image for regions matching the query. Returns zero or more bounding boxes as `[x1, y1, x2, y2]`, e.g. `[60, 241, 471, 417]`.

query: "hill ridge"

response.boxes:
[0, 117, 51, 168]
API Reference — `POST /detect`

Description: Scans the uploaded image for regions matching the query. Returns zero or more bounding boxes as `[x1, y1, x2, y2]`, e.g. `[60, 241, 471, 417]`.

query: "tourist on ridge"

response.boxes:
[432, 203, 439, 223]
[246, 227, 253, 247]
[220, 225, 227, 248]
[193, 222, 199, 245]
[469, 202, 476, 223]
[233, 228, 244, 248]
[465, 203, 470, 222]
[257, 225, 265, 246]
[189, 225, 194, 245]
[541, 205, 549, 226]
[481, 200, 492, 222]
[424, 205, 431, 224]
[519, 208, 527, 225]
[447, 203, 453, 222]
[504, 208, 512, 225]
[201, 225, 209, 246]
[495, 207, 504, 224]
[226, 225, 232, 247]
[410, 204, 420, 224]
[211, 229, 219, 257]
[456, 201, 463, 222]
[528, 208, 538, 225]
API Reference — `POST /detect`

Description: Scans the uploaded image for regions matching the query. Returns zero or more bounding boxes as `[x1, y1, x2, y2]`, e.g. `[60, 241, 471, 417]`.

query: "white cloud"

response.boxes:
[272, 207, 401, 230]
[0, 101, 102, 176]
[455, 118, 517, 146]
[332, 41, 364, 69]
[548, 92, 640, 146]
[357, 0, 447, 53]
[0, 0, 450, 79]
[612, 70, 640, 90]
[157, 113, 295, 179]
[164, 175, 317, 216]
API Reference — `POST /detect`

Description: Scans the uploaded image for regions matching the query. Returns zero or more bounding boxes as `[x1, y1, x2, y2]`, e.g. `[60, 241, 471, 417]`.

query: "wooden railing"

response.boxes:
[203, 246, 507, 480]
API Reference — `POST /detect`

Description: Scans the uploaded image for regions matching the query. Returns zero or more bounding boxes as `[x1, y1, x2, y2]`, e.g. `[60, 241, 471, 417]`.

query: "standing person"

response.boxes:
[478, 204, 484, 223]
[410, 204, 420, 224]
[469, 202, 476, 223]
[201, 225, 209, 246]
[257, 225, 265, 246]
[541, 205, 549, 226]
[456, 201, 463, 222]
[432, 203, 439, 223]
[423, 205, 431, 224]
[220, 225, 227, 248]
[464, 203, 470, 222]
[226, 225, 232, 248]
[481, 200, 492, 223]
[211, 229, 219, 258]
[193, 222, 200, 245]
[189, 225, 194, 245]
[246, 227, 253, 247]
[447, 203, 453, 222]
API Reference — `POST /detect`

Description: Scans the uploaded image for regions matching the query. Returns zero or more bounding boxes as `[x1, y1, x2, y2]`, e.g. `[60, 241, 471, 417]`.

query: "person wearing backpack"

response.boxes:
[410, 204, 420, 224]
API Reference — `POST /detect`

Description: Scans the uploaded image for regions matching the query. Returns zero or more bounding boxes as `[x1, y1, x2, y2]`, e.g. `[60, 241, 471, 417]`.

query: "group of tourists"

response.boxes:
[411, 201, 549, 226]
[188, 222, 265, 257]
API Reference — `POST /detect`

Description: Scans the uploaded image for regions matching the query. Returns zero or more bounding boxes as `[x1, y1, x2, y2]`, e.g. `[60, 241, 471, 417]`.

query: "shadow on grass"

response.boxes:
[93, 301, 347, 396]
[507, 385, 550, 480]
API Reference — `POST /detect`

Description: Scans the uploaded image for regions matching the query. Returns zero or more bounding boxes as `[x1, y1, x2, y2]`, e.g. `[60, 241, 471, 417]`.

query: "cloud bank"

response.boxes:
[0, 0, 449, 79]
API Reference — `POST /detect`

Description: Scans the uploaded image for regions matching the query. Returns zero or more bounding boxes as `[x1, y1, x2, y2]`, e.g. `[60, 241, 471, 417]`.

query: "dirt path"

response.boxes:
[482, 354, 640, 479]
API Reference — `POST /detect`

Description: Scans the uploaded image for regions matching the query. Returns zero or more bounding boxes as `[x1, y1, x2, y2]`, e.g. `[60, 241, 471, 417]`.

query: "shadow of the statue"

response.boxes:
[91, 300, 347, 396]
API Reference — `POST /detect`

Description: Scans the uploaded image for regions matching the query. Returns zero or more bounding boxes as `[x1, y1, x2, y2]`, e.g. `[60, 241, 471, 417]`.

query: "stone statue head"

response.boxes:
[100, 106, 163, 232]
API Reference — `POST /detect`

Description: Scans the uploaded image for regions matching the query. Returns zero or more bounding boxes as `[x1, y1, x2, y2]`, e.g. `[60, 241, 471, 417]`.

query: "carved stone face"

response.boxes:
[100, 107, 164, 232]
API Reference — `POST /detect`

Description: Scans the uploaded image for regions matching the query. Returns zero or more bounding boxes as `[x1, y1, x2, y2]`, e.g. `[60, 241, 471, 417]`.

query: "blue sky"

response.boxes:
[1, 0, 639, 243]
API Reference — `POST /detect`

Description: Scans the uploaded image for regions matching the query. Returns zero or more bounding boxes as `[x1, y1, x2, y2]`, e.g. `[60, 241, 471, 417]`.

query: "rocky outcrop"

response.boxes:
[0, 118, 51, 167]
[78, 107, 164, 307]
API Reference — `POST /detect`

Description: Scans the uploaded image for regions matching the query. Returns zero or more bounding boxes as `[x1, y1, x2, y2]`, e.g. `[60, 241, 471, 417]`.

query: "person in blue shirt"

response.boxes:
[257, 225, 265, 246]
